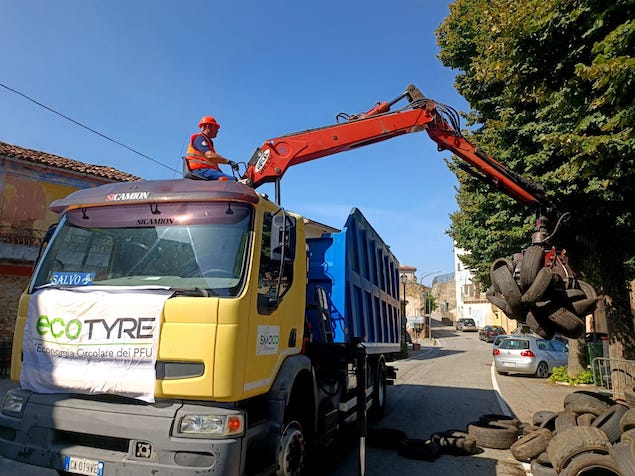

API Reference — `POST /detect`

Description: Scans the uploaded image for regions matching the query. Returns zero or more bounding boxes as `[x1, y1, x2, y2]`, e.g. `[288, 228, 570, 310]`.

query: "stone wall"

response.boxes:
[0, 274, 28, 342]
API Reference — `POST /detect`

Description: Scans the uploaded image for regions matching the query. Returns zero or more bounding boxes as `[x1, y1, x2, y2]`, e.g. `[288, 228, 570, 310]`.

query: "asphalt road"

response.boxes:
[0, 318, 577, 475]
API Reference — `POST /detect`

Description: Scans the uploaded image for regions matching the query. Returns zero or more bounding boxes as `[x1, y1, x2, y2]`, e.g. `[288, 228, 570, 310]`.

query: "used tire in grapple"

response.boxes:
[519, 245, 545, 291]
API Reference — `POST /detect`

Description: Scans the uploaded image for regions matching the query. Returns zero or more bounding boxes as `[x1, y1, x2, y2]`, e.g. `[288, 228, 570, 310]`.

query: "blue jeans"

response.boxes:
[193, 168, 236, 181]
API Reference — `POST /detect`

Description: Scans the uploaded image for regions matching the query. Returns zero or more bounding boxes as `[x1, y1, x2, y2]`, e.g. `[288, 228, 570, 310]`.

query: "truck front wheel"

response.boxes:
[277, 420, 306, 476]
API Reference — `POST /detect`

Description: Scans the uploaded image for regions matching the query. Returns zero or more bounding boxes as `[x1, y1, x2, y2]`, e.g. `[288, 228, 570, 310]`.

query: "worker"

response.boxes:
[185, 116, 239, 181]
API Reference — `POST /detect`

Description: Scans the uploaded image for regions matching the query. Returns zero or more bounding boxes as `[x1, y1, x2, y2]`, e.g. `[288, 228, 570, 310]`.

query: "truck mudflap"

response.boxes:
[0, 388, 249, 475]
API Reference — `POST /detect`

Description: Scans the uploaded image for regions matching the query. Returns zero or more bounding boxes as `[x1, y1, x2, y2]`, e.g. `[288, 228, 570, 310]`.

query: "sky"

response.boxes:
[0, 0, 468, 286]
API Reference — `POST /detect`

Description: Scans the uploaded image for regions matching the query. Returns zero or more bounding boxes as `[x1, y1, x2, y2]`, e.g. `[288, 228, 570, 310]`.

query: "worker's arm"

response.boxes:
[202, 149, 231, 165]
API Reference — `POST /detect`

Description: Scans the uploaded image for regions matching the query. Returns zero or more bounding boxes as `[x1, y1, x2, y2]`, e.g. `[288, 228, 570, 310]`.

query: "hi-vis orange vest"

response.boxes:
[185, 133, 220, 171]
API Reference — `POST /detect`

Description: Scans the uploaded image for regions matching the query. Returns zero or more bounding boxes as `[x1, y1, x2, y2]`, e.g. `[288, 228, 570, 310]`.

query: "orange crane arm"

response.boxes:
[244, 84, 548, 209]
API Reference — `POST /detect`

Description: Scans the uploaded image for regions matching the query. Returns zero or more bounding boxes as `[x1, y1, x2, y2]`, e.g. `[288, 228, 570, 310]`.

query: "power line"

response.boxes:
[0, 81, 179, 174]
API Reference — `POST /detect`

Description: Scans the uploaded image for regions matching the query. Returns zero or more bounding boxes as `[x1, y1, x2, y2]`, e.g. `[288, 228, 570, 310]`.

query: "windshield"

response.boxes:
[31, 202, 253, 297]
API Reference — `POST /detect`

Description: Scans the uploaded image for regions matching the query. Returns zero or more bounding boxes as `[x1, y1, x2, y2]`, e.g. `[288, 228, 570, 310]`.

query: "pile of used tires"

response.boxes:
[368, 390, 635, 474]
[510, 390, 635, 475]
[487, 244, 598, 339]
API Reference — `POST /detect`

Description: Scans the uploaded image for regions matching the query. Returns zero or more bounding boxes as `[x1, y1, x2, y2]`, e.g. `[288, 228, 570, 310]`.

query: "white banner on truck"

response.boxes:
[21, 287, 173, 403]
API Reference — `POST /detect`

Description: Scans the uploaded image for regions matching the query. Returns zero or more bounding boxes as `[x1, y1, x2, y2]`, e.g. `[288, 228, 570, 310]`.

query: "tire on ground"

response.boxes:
[609, 441, 635, 476]
[533, 410, 558, 426]
[530, 456, 557, 476]
[478, 413, 521, 428]
[554, 410, 578, 434]
[592, 403, 630, 443]
[510, 428, 553, 462]
[396, 438, 439, 460]
[467, 421, 519, 449]
[430, 430, 477, 456]
[367, 428, 407, 450]
[563, 391, 614, 416]
[546, 425, 611, 473]
[559, 452, 622, 476]
[621, 408, 635, 433]
[576, 413, 596, 427]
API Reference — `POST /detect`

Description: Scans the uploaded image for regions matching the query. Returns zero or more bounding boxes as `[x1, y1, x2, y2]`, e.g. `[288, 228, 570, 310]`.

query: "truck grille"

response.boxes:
[53, 429, 130, 453]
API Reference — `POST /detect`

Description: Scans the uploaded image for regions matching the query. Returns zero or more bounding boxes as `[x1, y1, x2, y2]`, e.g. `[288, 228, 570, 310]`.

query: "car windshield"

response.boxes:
[31, 202, 253, 297]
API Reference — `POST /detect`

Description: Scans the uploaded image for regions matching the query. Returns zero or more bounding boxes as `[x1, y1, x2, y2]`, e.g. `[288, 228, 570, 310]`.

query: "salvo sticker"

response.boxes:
[256, 325, 280, 356]
[50, 272, 95, 286]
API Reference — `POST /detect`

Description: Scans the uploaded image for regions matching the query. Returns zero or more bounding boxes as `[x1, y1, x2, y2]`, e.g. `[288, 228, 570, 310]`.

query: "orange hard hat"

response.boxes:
[199, 116, 220, 130]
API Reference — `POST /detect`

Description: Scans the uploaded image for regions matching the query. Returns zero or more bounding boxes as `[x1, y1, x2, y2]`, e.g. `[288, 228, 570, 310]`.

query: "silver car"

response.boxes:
[493, 335, 568, 378]
[456, 318, 478, 332]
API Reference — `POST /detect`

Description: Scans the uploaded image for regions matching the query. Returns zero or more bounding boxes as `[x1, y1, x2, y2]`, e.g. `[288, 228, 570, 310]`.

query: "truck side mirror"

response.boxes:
[270, 213, 296, 262]
[34, 223, 57, 266]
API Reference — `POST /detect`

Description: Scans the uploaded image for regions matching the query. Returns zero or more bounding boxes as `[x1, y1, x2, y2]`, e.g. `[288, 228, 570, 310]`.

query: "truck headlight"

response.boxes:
[1, 391, 28, 417]
[178, 414, 243, 436]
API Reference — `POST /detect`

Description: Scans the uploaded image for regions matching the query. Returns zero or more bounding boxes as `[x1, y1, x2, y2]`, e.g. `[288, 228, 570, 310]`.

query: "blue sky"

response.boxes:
[1, 1, 468, 285]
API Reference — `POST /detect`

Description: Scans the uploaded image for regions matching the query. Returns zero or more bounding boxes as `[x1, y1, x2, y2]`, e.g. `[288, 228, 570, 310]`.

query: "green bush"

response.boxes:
[549, 366, 594, 385]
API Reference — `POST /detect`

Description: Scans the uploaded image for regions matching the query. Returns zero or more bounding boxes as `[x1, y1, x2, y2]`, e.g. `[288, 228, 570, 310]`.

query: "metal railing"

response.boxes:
[592, 357, 635, 400]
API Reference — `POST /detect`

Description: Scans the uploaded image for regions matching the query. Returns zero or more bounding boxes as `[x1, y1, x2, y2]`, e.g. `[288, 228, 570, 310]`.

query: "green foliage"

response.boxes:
[549, 366, 594, 385]
[437, 0, 634, 355]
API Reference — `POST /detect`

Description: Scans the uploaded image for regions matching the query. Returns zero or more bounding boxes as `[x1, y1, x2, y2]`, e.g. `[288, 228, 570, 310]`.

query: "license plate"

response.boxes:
[63, 456, 104, 476]
[501, 361, 516, 367]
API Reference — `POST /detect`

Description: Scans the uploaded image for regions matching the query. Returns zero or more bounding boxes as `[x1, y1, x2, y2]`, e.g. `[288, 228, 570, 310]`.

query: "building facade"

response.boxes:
[0, 141, 140, 342]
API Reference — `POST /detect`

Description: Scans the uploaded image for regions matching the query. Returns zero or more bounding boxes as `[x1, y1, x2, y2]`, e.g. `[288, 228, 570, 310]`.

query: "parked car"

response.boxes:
[491, 334, 511, 355]
[479, 325, 507, 343]
[493, 335, 569, 378]
[456, 318, 478, 332]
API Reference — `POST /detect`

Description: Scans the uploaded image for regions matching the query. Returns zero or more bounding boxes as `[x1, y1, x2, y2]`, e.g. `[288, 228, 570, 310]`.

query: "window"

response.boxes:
[257, 211, 296, 314]
[31, 202, 253, 297]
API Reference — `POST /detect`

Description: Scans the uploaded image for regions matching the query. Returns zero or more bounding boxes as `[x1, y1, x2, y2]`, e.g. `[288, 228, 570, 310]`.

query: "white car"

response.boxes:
[493, 335, 568, 378]
[456, 318, 478, 332]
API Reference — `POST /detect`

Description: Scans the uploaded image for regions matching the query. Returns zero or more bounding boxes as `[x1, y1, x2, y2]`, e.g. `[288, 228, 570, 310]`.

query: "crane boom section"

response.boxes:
[245, 84, 547, 209]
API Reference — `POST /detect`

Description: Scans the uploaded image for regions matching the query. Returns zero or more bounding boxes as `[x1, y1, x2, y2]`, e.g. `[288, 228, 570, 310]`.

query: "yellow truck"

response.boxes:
[0, 179, 401, 475]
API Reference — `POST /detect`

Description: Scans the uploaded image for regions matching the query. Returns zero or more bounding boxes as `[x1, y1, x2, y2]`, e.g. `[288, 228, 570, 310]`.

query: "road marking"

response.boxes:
[490, 360, 513, 417]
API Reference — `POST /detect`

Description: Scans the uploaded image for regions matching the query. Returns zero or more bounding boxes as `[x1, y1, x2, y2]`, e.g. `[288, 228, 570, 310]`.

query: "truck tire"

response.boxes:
[510, 428, 553, 462]
[572, 297, 597, 318]
[578, 280, 597, 300]
[519, 245, 545, 291]
[592, 403, 629, 443]
[546, 426, 611, 473]
[559, 453, 622, 476]
[277, 420, 306, 476]
[564, 391, 614, 416]
[467, 421, 519, 449]
[369, 359, 387, 419]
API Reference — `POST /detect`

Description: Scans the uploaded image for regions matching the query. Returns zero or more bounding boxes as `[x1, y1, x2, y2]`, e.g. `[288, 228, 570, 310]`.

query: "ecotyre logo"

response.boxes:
[36, 315, 156, 340]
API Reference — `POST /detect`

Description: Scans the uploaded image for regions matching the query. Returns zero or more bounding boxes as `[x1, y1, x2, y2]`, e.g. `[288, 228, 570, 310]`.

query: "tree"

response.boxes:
[436, 0, 635, 360]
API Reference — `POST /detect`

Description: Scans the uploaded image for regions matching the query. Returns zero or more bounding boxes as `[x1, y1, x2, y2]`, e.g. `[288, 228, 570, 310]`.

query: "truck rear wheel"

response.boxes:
[277, 420, 306, 476]
[370, 360, 387, 419]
